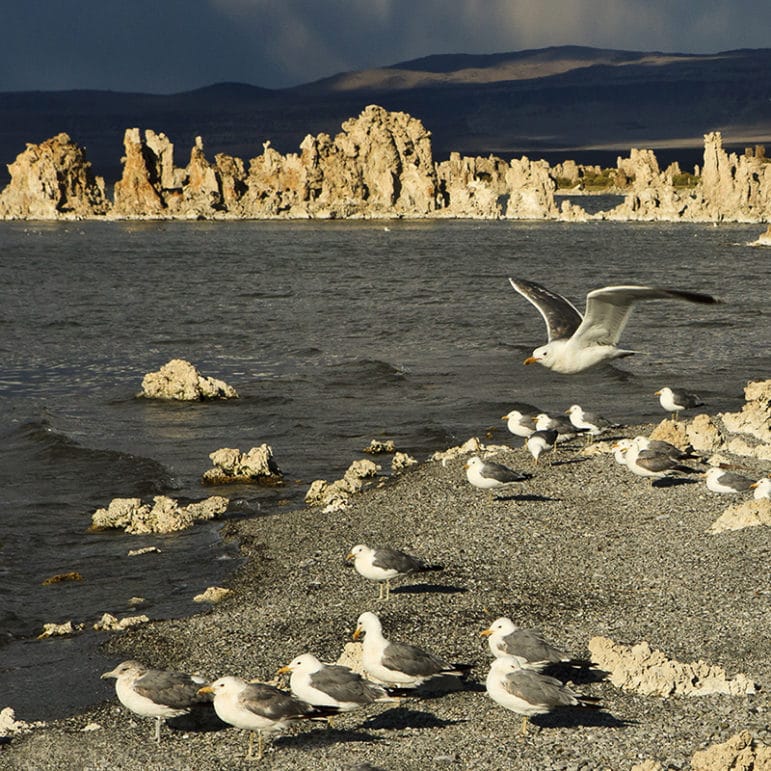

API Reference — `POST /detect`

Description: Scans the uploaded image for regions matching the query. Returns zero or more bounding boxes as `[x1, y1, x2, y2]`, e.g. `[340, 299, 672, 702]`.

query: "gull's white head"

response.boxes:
[612, 439, 633, 465]
[566, 404, 582, 416]
[277, 653, 322, 676]
[197, 675, 245, 698]
[524, 344, 553, 367]
[751, 477, 771, 499]
[353, 611, 381, 640]
[101, 660, 147, 681]
[465, 456, 484, 471]
[347, 544, 370, 561]
[489, 654, 530, 676]
[481, 617, 516, 640]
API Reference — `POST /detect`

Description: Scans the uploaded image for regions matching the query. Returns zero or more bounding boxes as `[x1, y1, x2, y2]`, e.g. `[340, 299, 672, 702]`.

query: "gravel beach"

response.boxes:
[4, 423, 770, 771]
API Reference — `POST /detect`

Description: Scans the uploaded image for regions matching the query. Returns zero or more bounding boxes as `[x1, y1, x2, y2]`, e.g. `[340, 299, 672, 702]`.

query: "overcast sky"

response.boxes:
[3, 0, 769, 93]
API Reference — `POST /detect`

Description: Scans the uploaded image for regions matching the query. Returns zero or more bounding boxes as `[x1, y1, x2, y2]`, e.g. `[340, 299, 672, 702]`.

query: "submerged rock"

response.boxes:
[89, 495, 229, 534]
[139, 358, 238, 401]
[202, 444, 283, 485]
[588, 636, 758, 697]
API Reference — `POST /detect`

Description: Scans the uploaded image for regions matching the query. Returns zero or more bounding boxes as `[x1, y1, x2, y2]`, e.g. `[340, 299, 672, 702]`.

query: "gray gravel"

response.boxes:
[5, 426, 770, 770]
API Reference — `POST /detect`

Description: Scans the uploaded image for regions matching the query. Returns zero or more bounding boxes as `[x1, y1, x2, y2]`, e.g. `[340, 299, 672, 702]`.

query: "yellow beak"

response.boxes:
[197, 685, 214, 696]
[352, 627, 363, 641]
[523, 356, 538, 365]
[480, 628, 492, 638]
[276, 665, 292, 675]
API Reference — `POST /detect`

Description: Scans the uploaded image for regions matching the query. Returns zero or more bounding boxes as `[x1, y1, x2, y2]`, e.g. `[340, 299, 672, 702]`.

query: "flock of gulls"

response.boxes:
[98, 278, 769, 762]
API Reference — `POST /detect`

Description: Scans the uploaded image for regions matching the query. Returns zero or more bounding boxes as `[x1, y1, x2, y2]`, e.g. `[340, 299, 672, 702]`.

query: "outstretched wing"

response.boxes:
[509, 278, 583, 342]
[574, 285, 720, 347]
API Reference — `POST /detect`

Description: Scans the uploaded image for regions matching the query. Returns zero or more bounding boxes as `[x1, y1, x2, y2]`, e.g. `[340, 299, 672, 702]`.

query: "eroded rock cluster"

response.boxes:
[2, 107, 768, 222]
[89, 495, 229, 534]
[305, 458, 381, 512]
[202, 444, 283, 485]
[588, 636, 758, 697]
[139, 358, 238, 401]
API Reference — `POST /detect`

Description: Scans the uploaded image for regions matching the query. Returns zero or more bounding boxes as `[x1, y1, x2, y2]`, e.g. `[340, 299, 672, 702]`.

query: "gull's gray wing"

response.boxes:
[715, 470, 754, 490]
[381, 641, 448, 677]
[635, 450, 679, 473]
[309, 666, 385, 704]
[240, 682, 315, 720]
[503, 669, 578, 708]
[371, 548, 424, 574]
[670, 388, 704, 408]
[481, 460, 528, 484]
[134, 669, 206, 709]
[509, 278, 583, 342]
[575, 285, 720, 347]
[500, 629, 567, 664]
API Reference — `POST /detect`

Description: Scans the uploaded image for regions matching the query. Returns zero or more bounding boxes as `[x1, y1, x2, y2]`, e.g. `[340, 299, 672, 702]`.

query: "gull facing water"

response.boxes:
[509, 278, 721, 374]
[656, 386, 705, 421]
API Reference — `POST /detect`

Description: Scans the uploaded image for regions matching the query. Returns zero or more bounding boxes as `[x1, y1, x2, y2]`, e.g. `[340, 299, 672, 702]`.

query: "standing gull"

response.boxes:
[534, 413, 584, 444]
[353, 611, 471, 689]
[486, 655, 598, 735]
[277, 653, 397, 713]
[346, 543, 442, 600]
[198, 676, 334, 760]
[655, 387, 705, 421]
[526, 429, 559, 465]
[509, 278, 721, 374]
[502, 404, 541, 439]
[465, 456, 529, 498]
[481, 618, 569, 670]
[101, 660, 209, 743]
[705, 467, 755, 494]
[565, 404, 619, 440]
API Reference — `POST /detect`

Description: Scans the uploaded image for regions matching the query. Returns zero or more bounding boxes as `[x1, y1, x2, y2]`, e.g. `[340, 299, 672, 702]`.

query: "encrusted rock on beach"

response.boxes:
[0, 708, 46, 738]
[304, 458, 380, 512]
[691, 731, 771, 770]
[89, 495, 229, 534]
[202, 444, 283, 485]
[708, 498, 771, 533]
[138, 358, 238, 400]
[588, 636, 758, 697]
[92, 613, 150, 632]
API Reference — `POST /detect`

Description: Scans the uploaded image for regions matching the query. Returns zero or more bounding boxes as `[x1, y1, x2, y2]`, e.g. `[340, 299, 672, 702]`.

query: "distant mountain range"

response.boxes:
[2, 45, 770, 184]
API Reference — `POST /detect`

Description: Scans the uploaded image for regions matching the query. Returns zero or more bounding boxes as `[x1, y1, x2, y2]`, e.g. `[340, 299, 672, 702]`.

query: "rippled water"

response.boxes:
[1, 218, 768, 720]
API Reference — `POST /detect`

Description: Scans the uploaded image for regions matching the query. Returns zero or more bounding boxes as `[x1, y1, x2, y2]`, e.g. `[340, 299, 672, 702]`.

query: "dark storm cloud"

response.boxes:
[2, 0, 769, 93]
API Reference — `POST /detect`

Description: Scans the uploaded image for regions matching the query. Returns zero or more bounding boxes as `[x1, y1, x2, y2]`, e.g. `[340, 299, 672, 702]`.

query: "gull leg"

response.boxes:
[520, 716, 530, 736]
[385, 578, 391, 601]
[258, 732, 265, 761]
[154, 716, 162, 744]
[246, 731, 255, 759]
[377, 582, 385, 601]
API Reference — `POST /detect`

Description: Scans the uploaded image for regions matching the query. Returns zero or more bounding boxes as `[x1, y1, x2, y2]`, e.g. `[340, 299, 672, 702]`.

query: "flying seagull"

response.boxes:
[346, 544, 442, 600]
[101, 660, 210, 743]
[509, 278, 721, 374]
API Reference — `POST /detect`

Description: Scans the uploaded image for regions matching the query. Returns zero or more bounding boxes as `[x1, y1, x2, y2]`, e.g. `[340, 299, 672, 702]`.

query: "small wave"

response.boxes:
[323, 358, 409, 385]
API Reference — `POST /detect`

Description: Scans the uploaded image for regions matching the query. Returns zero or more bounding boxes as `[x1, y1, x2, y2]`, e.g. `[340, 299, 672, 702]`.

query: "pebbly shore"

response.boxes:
[4, 422, 770, 771]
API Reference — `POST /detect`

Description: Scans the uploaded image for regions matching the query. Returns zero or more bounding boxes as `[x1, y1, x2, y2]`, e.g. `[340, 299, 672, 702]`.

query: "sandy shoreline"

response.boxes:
[4, 422, 770, 770]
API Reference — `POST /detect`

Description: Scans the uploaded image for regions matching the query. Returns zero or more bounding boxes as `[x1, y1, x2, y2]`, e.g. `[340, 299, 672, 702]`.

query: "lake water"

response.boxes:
[1, 218, 768, 720]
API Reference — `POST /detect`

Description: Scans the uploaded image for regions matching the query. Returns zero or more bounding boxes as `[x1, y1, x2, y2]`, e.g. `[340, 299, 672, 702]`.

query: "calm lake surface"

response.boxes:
[1, 219, 768, 720]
